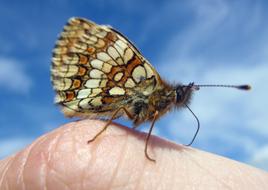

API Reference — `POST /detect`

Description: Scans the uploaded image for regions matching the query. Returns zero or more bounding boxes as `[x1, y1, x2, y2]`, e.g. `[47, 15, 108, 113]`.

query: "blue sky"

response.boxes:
[0, 0, 268, 171]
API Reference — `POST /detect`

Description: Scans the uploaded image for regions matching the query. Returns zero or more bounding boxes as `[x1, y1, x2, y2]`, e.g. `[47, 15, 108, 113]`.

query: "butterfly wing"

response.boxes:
[51, 17, 163, 118]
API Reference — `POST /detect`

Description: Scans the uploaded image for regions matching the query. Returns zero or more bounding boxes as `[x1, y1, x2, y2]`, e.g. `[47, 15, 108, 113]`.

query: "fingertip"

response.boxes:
[1, 120, 267, 190]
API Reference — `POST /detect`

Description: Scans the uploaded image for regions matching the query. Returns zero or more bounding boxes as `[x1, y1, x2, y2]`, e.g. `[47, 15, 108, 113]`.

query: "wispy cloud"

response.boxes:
[0, 57, 32, 94]
[154, 0, 268, 170]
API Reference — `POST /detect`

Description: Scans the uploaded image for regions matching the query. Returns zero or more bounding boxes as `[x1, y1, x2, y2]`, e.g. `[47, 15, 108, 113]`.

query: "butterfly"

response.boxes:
[51, 17, 250, 161]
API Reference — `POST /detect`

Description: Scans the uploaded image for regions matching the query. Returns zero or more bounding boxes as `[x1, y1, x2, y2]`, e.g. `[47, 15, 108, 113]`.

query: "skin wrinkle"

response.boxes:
[72, 128, 88, 190]
[180, 150, 190, 190]
[84, 139, 99, 188]
[87, 122, 102, 163]
[47, 168, 71, 190]
[71, 128, 78, 189]
[51, 125, 74, 189]
[169, 153, 177, 190]
[233, 164, 243, 187]
[44, 133, 62, 190]
[17, 135, 47, 190]
[82, 145, 93, 189]
[83, 122, 106, 189]
[5, 156, 17, 190]
[47, 133, 61, 164]
[44, 131, 69, 189]
[52, 122, 88, 190]
[82, 120, 120, 189]
[72, 133, 88, 190]
[0, 156, 15, 189]
[17, 148, 34, 190]
[36, 127, 70, 190]
[253, 167, 268, 186]
[24, 135, 50, 189]
[235, 164, 256, 188]
[90, 137, 112, 189]
[105, 133, 147, 189]
[107, 134, 144, 188]
[183, 150, 232, 189]
[158, 144, 171, 189]
[156, 148, 170, 190]
[134, 139, 153, 190]
[107, 129, 129, 190]
[151, 142, 166, 190]
[0, 157, 10, 185]
[40, 152, 48, 190]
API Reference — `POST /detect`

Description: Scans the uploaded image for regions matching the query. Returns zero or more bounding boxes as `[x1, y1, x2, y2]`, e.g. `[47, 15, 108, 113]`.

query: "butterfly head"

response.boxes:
[175, 82, 199, 106]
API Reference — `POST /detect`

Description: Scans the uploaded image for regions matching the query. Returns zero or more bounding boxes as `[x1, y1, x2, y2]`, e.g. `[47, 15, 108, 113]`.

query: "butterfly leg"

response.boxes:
[87, 106, 133, 143]
[144, 111, 159, 162]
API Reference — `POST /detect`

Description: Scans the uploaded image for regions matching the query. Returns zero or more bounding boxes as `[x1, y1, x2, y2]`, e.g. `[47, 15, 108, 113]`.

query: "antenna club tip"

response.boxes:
[238, 85, 251, 90]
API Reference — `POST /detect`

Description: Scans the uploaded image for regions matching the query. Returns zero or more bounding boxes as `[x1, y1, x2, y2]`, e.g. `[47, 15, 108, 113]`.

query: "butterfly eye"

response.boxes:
[175, 87, 183, 103]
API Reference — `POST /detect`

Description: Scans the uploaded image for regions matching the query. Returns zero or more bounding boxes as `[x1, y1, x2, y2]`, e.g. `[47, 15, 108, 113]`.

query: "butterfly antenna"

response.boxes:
[184, 104, 200, 146]
[181, 83, 250, 146]
[194, 84, 251, 90]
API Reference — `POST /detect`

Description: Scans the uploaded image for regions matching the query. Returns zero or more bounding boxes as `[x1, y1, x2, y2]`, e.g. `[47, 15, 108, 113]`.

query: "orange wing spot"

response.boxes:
[106, 80, 115, 88]
[72, 79, 81, 88]
[108, 66, 124, 78]
[65, 91, 75, 101]
[126, 55, 142, 74]
[87, 47, 96, 54]
[78, 67, 87, 76]
[79, 54, 89, 64]
[102, 97, 115, 104]
[106, 32, 118, 42]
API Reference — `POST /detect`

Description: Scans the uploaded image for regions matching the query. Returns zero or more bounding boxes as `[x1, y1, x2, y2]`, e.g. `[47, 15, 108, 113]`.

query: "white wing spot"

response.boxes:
[144, 63, 154, 78]
[90, 96, 102, 106]
[91, 59, 104, 69]
[53, 78, 72, 91]
[85, 79, 101, 88]
[77, 89, 92, 99]
[96, 30, 107, 38]
[124, 78, 136, 88]
[102, 63, 112, 73]
[123, 48, 134, 63]
[109, 87, 125, 95]
[90, 69, 105, 78]
[92, 88, 102, 96]
[64, 100, 80, 110]
[79, 98, 92, 109]
[114, 72, 124, 81]
[108, 46, 120, 61]
[97, 52, 111, 62]
[132, 65, 146, 83]
[114, 40, 127, 56]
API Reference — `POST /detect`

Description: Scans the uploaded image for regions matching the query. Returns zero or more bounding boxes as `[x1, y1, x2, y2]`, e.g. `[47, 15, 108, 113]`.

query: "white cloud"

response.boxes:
[159, 62, 268, 170]
[0, 137, 34, 159]
[153, 0, 268, 171]
[0, 57, 32, 94]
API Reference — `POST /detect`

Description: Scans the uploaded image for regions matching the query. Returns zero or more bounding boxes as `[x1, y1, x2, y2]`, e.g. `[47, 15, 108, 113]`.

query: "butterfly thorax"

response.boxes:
[129, 82, 193, 126]
[129, 82, 173, 125]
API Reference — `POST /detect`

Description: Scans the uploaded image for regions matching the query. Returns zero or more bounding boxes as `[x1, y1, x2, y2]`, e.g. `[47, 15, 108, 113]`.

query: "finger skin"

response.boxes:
[0, 120, 267, 190]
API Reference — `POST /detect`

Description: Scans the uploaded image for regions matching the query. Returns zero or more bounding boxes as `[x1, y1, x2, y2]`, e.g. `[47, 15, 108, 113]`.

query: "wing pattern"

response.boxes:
[51, 17, 162, 118]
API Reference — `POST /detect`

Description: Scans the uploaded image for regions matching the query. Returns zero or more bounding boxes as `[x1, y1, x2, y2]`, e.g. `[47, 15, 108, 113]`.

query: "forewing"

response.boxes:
[51, 17, 162, 118]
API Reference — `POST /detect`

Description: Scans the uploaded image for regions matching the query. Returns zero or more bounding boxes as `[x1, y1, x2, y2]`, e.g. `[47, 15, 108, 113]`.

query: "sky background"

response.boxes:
[0, 0, 268, 171]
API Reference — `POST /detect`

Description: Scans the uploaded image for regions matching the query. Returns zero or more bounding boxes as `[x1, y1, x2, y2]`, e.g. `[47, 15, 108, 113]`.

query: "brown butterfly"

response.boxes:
[51, 17, 251, 161]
